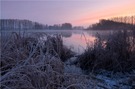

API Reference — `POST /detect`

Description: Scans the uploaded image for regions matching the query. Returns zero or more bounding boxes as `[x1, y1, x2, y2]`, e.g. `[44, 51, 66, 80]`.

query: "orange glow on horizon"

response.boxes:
[72, 1, 135, 27]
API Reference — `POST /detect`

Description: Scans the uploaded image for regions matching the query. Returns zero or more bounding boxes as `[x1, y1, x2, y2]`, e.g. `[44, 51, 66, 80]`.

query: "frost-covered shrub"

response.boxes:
[0, 32, 66, 89]
[1, 32, 73, 75]
[44, 34, 74, 61]
[1, 56, 64, 89]
[78, 30, 135, 72]
[0, 32, 103, 89]
[1, 32, 39, 75]
[0, 32, 75, 89]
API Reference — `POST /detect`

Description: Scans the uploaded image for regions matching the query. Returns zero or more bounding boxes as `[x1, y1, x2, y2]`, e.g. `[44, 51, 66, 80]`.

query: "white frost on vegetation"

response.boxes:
[1, 31, 134, 89]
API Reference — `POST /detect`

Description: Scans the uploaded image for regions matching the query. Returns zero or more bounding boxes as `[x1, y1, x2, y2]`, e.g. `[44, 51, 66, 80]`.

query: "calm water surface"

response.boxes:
[1, 30, 112, 54]
[40, 30, 112, 54]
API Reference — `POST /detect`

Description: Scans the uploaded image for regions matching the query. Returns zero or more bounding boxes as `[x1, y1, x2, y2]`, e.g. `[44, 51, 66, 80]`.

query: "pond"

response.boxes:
[1, 29, 112, 54]
[36, 30, 113, 54]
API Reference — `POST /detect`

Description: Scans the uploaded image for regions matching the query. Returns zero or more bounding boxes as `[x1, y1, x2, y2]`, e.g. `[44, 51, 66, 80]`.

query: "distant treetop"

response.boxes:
[87, 15, 135, 30]
[0, 19, 74, 30]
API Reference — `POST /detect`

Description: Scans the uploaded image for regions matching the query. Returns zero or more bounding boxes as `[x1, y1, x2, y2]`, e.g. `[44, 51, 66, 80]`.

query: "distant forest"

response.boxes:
[1, 16, 135, 30]
[87, 16, 135, 30]
[0, 19, 83, 30]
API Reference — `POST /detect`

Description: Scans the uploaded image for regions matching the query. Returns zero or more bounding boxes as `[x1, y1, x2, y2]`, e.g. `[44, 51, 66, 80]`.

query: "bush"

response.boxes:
[78, 30, 135, 72]
[44, 34, 74, 62]
[0, 32, 66, 89]
[0, 32, 101, 89]
[1, 32, 74, 75]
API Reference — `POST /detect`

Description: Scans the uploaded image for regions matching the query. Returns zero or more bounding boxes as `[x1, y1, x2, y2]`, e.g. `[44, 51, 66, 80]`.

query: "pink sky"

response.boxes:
[1, 0, 135, 27]
[72, 0, 135, 26]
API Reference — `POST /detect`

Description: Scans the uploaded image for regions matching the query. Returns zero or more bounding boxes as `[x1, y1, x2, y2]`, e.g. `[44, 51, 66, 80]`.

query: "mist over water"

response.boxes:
[1, 29, 112, 54]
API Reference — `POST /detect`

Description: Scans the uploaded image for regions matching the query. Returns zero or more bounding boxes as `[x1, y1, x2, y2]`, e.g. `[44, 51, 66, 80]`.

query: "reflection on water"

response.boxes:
[35, 30, 96, 54]
[43, 30, 112, 54]
[1, 30, 112, 54]
[63, 31, 96, 54]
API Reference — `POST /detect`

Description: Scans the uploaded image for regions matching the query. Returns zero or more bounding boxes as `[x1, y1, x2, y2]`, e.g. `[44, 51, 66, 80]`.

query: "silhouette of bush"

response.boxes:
[89, 18, 135, 30]
[78, 30, 135, 72]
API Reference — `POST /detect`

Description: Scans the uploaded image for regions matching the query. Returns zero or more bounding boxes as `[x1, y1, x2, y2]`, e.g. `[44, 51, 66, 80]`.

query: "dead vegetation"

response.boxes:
[1, 31, 135, 89]
[0, 32, 75, 89]
[78, 30, 135, 73]
[0, 32, 109, 89]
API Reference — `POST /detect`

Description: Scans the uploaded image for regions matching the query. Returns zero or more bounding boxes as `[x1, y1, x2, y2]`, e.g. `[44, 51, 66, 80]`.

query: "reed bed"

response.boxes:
[1, 32, 100, 89]
[1, 31, 134, 89]
[0, 32, 75, 89]
[78, 30, 135, 73]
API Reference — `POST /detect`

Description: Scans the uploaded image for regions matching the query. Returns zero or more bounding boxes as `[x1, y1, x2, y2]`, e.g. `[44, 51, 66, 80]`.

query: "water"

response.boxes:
[1, 29, 112, 54]
[62, 30, 96, 54]
[37, 30, 112, 54]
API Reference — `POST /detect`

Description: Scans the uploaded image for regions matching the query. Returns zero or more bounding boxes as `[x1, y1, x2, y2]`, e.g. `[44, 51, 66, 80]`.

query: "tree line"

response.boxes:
[109, 15, 135, 25]
[87, 15, 135, 30]
[0, 19, 73, 30]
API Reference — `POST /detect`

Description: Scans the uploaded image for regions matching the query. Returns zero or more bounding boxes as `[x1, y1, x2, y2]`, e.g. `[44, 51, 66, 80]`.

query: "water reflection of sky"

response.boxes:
[1, 30, 111, 54]
[63, 31, 96, 54]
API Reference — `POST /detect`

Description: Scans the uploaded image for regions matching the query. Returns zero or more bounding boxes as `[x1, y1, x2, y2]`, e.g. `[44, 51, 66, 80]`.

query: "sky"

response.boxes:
[1, 0, 135, 27]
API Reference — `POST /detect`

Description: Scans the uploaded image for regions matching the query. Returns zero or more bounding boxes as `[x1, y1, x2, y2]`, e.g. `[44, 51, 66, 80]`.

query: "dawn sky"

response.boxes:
[1, 0, 135, 27]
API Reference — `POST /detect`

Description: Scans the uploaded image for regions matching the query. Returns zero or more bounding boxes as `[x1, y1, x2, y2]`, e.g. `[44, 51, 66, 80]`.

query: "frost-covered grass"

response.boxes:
[1, 32, 102, 89]
[44, 34, 74, 62]
[0, 32, 76, 89]
[1, 31, 135, 89]
[78, 30, 135, 73]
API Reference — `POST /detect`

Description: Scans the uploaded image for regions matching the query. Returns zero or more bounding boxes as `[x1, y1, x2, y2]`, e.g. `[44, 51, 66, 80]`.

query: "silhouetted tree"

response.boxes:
[109, 15, 135, 25]
[61, 23, 72, 29]
[88, 15, 135, 30]
[1, 19, 74, 30]
[34, 22, 44, 29]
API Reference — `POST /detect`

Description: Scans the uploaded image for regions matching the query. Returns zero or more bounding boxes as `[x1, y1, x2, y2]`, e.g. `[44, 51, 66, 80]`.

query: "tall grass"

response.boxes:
[1, 31, 134, 89]
[0, 32, 75, 89]
[78, 30, 135, 73]
[1, 32, 109, 89]
[43, 34, 74, 62]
